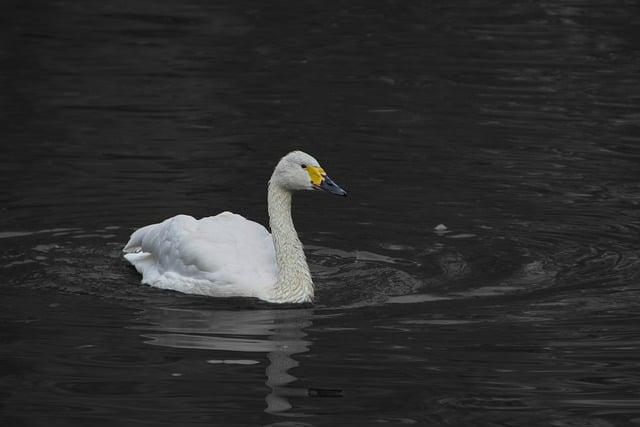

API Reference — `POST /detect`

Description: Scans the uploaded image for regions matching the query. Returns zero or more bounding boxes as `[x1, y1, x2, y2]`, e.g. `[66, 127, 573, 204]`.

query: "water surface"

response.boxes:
[1, 0, 640, 425]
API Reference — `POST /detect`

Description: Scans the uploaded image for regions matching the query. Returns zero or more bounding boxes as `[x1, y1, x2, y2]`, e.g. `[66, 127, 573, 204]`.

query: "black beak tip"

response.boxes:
[318, 176, 347, 197]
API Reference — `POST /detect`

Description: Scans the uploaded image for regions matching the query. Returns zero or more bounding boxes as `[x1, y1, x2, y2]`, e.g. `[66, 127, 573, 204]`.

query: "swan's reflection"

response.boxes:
[137, 306, 313, 414]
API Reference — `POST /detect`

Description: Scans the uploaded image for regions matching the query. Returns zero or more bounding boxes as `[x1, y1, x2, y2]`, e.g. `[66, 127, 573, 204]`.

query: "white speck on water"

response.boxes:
[433, 224, 450, 235]
[171, 373, 182, 377]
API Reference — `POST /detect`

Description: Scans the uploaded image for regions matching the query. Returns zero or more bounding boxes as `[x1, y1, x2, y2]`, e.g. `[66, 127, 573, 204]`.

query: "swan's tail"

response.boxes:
[123, 223, 157, 253]
[123, 224, 160, 282]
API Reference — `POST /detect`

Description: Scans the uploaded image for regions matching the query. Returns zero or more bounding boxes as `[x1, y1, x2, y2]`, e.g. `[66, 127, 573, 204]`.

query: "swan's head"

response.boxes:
[271, 151, 347, 196]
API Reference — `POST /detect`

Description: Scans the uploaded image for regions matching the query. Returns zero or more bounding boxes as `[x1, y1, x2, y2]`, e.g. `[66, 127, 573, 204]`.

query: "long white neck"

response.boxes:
[267, 181, 314, 303]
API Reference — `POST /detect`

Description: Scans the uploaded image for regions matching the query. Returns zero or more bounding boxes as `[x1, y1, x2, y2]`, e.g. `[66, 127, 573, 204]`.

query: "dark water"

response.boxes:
[2, 0, 640, 425]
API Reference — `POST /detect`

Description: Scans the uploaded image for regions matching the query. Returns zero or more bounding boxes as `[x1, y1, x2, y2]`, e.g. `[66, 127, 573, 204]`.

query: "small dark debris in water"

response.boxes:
[308, 388, 344, 398]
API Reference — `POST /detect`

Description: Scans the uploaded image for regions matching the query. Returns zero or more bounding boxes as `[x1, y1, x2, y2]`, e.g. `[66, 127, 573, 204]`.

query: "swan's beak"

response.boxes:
[317, 175, 347, 196]
[307, 166, 347, 197]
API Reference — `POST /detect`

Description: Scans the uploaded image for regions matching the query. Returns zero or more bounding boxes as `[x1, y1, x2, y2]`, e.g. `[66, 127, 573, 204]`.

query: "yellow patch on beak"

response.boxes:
[306, 166, 326, 186]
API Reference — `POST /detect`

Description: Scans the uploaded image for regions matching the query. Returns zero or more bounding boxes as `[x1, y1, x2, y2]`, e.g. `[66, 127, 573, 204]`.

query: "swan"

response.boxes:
[123, 150, 346, 304]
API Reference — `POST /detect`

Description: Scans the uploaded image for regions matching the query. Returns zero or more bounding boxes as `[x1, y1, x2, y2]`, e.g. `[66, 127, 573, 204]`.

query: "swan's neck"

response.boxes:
[267, 182, 314, 303]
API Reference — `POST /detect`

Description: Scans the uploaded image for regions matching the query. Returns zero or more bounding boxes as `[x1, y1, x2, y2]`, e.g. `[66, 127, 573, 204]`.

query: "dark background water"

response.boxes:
[2, 0, 640, 425]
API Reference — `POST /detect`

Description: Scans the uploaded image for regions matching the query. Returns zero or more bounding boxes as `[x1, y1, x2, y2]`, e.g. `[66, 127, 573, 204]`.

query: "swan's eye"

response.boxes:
[301, 163, 307, 169]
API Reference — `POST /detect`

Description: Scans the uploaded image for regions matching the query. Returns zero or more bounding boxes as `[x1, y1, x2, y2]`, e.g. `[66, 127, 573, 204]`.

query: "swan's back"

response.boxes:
[124, 212, 277, 299]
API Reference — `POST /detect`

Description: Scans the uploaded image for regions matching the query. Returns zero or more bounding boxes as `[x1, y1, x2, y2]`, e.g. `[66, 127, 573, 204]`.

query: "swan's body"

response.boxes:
[123, 212, 279, 300]
[123, 151, 346, 304]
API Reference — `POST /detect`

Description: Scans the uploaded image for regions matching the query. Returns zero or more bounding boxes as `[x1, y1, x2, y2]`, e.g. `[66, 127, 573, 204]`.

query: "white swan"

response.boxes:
[123, 151, 346, 304]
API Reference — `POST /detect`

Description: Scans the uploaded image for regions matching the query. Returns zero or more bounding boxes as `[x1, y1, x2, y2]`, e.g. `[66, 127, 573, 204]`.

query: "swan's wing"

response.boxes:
[123, 212, 277, 298]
